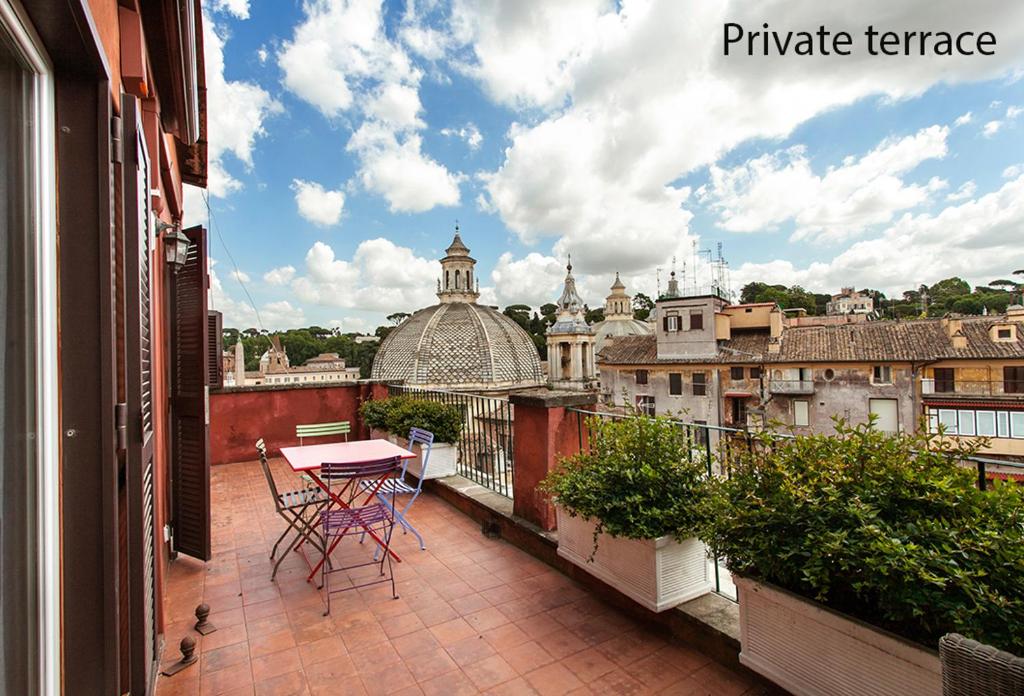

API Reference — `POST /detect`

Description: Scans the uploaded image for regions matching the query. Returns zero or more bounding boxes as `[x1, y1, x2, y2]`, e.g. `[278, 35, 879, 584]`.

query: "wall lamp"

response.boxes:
[156, 220, 190, 272]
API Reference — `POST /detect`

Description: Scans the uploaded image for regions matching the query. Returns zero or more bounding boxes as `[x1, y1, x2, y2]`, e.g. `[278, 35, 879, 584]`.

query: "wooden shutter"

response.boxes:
[669, 373, 682, 395]
[171, 225, 211, 560]
[122, 95, 159, 695]
[208, 310, 223, 389]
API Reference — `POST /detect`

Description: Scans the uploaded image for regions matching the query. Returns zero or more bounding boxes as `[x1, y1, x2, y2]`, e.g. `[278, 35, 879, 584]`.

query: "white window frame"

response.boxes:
[872, 365, 893, 385]
[1, 1, 59, 693]
[793, 400, 809, 427]
[976, 411, 997, 437]
[666, 315, 679, 332]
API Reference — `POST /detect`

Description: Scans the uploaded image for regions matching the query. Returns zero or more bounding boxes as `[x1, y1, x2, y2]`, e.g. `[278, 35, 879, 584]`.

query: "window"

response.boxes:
[998, 328, 1012, 339]
[958, 410, 976, 436]
[1004, 366, 1024, 394]
[669, 373, 683, 395]
[692, 372, 706, 396]
[1012, 412, 1024, 439]
[934, 367, 955, 393]
[794, 400, 809, 426]
[635, 369, 648, 385]
[689, 310, 703, 331]
[749, 366, 761, 379]
[869, 398, 899, 433]
[636, 395, 655, 416]
[823, 368, 835, 381]
[976, 411, 997, 437]
[693, 420, 709, 447]
[731, 397, 747, 424]
[1, 15, 57, 693]
[730, 366, 744, 380]
[998, 411, 1009, 438]
[664, 314, 679, 332]
[937, 409, 958, 434]
[872, 365, 892, 385]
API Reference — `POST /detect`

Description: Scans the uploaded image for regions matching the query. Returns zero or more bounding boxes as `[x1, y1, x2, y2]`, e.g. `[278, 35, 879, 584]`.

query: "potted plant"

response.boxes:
[542, 414, 713, 612]
[699, 420, 1024, 696]
[359, 396, 464, 479]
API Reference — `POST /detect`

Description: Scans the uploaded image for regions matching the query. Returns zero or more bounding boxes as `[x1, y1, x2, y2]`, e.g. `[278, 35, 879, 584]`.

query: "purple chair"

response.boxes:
[318, 456, 402, 615]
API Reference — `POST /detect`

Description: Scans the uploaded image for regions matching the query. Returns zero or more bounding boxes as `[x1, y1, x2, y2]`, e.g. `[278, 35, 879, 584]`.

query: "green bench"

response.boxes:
[295, 421, 351, 446]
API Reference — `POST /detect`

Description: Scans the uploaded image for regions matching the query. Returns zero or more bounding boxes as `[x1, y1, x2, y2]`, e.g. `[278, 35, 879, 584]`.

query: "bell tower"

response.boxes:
[546, 256, 597, 388]
[437, 224, 480, 304]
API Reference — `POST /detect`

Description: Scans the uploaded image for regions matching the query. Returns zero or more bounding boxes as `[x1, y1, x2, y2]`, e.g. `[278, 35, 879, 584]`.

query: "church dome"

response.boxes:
[591, 272, 653, 353]
[370, 228, 543, 390]
[371, 303, 543, 389]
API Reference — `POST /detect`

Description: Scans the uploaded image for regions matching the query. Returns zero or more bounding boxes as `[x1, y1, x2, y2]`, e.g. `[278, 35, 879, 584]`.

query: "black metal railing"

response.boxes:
[387, 385, 516, 498]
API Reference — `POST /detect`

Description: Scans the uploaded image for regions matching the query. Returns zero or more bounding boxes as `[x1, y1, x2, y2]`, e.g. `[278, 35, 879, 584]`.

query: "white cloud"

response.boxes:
[204, 17, 281, 194]
[490, 252, 566, 307]
[731, 174, 1024, 297]
[983, 120, 1002, 137]
[1007, 105, 1023, 119]
[466, 0, 1024, 275]
[946, 181, 976, 202]
[1003, 164, 1023, 179]
[703, 126, 949, 242]
[257, 47, 268, 64]
[229, 269, 251, 283]
[264, 266, 297, 286]
[290, 238, 441, 313]
[347, 123, 462, 212]
[210, 0, 249, 19]
[208, 259, 307, 330]
[291, 179, 346, 226]
[279, 0, 462, 213]
[954, 111, 973, 126]
[441, 123, 483, 150]
[277, 0, 419, 119]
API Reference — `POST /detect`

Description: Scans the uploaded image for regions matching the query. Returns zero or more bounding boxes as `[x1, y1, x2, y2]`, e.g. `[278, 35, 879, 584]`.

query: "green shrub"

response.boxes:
[541, 415, 710, 544]
[359, 396, 463, 444]
[699, 420, 1024, 653]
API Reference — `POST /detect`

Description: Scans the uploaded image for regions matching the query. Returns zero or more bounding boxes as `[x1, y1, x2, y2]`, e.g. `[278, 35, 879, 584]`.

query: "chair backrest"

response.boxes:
[296, 421, 350, 445]
[255, 438, 282, 508]
[405, 428, 435, 486]
[320, 456, 402, 484]
[940, 633, 1024, 695]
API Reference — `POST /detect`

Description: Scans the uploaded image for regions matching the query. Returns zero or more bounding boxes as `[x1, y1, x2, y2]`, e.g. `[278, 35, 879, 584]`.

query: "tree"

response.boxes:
[540, 303, 558, 318]
[503, 304, 532, 330]
[585, 306, 605, 324]
[632, 293, 655, 320]
[387, 312, 411, 325]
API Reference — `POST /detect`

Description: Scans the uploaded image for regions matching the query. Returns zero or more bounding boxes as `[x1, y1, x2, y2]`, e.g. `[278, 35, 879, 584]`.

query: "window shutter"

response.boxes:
[171, 225, 211, 561]
[207, 310, 223, 389]
[662, 316, 669, 332]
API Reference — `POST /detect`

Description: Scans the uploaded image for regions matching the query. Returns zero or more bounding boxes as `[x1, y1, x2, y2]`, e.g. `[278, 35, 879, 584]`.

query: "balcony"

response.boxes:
[160, 383, 770, 695]
[767, 379, 815, 395]
[921, 378, 1024, 400]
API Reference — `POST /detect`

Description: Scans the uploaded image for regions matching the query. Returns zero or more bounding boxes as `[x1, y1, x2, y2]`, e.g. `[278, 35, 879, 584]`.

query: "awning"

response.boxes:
[923, 399, 1024, 410]
[724, 391, 753, 398]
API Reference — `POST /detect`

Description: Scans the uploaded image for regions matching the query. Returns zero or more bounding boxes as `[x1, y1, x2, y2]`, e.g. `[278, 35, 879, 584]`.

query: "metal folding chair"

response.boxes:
[359, 427, 432, 554]
[255, 439, 329, 581]
[319, 456, 402, 616]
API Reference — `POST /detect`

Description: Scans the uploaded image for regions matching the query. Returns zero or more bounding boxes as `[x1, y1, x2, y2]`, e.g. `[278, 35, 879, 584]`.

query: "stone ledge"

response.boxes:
[508, 387, 599, 408]
[423, 475, 780, 691]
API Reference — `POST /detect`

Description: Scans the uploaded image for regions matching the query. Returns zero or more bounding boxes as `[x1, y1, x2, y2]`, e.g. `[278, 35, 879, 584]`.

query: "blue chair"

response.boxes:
[360, 427, 432, 553]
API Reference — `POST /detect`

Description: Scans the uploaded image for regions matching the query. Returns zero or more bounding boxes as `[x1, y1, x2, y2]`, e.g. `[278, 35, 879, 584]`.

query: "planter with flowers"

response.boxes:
[360, 396, 463, 479]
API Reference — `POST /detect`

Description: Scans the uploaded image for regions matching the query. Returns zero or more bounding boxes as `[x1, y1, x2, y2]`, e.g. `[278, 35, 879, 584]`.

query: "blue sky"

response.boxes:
[192, 0, 1024, 333]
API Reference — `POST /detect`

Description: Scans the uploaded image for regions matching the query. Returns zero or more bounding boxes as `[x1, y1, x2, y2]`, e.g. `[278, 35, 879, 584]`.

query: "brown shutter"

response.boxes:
[171, 225, 211, 560]
[208, 310, 223, 389]
[662, 316, 669, 332]
[122, 95, 160, 694]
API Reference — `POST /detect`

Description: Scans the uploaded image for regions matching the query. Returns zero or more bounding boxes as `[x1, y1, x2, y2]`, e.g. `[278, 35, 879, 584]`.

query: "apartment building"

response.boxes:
[827, 286, 875, 315]
[598, 294, 1024, 460]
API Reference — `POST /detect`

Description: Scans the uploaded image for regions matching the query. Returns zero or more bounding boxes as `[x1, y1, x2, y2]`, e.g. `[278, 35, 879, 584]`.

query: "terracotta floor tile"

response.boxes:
[690, 661, 758, 696]
[247, 613, 291, 639]
[245, 597, 286, 622]
[413, 602, 459, 627]
[348, 641, 403, 675]
[249, 629, 297, 659]
[481, 622, 530, 651]
[391, 628, 443, 660]
[524, 661, 584, 696]
[202, 623, 249, 652]
[464, 606, 510, 633]
[587, 669, 647, 696]
[297, 635, 346, 668]
[428, 617, 478, 645]
[462, 654, 519, 691]
[535, 627, 589, 660]
[303, 653, 358, 685]
[449, 593, 491, 616]
[418, 669, 479, 696]
[202, 642, 250, 674]
[502, 640, 555, 675]
[201, 661, 254, 696]
[483, 676, 539, 696]
[253, 669, 308, 696]
[359, 662, 417, 696]
[252, 647, 303, 683]
[381, 610, 426, 638]
[561, 647, 617, 684]
[403, 645, 460, 683]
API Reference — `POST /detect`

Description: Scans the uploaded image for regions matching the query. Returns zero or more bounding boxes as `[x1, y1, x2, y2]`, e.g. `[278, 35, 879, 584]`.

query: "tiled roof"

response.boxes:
[597, 316, 1024, 365]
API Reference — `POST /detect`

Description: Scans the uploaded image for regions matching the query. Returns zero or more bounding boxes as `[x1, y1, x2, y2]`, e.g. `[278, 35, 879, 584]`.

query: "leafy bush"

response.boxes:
[542, 415, 710, 544]
[699, 421, 1024, 653]
[359, 396, 463, 444]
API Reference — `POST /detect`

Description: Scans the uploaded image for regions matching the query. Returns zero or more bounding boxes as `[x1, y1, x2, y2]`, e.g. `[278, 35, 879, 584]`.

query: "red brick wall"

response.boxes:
[209, 383, 367, 464]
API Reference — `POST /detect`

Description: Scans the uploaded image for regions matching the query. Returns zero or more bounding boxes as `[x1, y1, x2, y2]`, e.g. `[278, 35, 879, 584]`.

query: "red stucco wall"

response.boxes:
[210, 384, 366, 465]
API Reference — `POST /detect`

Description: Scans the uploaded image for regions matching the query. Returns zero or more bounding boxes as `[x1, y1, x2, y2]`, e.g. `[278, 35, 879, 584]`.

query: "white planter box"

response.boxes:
[735, 576, 941, 696]
[396, 436, 457, 480]
[555, 506, 711, 612]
